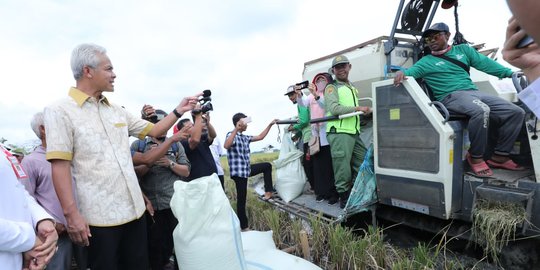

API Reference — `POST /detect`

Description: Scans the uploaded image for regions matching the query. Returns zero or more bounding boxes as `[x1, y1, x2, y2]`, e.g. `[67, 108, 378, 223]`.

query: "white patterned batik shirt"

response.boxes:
[45, 87, 153, 226]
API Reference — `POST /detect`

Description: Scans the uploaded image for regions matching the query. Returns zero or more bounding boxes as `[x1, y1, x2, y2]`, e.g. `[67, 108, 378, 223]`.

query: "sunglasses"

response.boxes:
[425, 32, 445, 43]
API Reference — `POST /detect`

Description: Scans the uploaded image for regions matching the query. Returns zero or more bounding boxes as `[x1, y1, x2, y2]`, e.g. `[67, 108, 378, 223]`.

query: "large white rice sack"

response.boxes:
[170, 174, 247, 270]
[273, 130, 307, 202]
[242, 231, 322, 270]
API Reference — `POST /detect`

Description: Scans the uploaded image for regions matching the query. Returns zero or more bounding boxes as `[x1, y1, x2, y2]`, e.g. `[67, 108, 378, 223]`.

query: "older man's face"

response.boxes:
[90, 53, 116, 92]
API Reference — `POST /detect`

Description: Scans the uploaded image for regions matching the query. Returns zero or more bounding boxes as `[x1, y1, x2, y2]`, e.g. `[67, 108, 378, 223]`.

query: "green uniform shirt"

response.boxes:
[294, 105, 311, 142]
[404, 44, 513, 101]
[325, 81, 360, 135]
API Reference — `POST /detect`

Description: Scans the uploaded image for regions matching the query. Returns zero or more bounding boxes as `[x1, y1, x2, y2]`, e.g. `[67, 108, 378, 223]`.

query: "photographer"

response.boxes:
[175, 103, 218, 181]
[131, 106, 190, 270]
[298, 73, 339, 205]
[224, 113, 278, 231]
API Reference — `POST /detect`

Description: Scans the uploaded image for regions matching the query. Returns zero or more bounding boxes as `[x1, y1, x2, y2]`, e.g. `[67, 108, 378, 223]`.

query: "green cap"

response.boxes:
[331, 55, 349, 68]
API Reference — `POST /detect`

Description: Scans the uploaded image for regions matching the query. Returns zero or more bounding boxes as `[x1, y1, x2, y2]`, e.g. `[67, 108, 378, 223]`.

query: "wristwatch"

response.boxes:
[169, 161, 176, 169]
[172, 108, 183, 118]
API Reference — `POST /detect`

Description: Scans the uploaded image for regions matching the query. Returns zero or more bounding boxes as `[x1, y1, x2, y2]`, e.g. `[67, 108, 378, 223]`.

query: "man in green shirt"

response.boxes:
[285, 85, 315, 193]
[325, 55, 372, 208]
[394, 22, 525, 177]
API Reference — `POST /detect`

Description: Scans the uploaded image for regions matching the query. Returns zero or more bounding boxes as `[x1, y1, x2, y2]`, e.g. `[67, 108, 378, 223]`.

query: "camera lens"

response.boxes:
[201, 103, 213, 113]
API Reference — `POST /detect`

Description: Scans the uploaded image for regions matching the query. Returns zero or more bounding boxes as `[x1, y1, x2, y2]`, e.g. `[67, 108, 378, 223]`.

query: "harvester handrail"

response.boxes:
[429, 101, 450, 124]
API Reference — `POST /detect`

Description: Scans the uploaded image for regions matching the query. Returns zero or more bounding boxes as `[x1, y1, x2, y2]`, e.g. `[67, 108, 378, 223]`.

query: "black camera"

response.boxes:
[193, 89, 213, 114]
[295, 80, 309, 90]
[144, 109, 167, 124]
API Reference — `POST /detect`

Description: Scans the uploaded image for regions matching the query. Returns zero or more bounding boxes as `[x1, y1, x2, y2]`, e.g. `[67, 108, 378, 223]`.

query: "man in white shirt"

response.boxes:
[44, 43, 199, 270]
[0, 143, 58, 270]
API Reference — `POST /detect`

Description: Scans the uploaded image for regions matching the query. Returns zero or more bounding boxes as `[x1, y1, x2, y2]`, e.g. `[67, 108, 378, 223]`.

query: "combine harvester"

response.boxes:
[269, 0, 540, 267]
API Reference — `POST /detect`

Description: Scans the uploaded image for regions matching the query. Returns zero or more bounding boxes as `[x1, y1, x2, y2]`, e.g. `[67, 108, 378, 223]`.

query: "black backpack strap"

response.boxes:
[433, 54, 470, 74]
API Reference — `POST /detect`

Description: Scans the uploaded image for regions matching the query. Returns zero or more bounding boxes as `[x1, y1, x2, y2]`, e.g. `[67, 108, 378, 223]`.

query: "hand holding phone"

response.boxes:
[517, 35, 534, 48]
[240, 117, 252, 124]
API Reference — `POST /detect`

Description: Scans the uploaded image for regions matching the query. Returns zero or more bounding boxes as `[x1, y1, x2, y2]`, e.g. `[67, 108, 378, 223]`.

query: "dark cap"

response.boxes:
[232, 112, 247, 126]
[422, 22, 450, 38]
[331, 55, 349, 68]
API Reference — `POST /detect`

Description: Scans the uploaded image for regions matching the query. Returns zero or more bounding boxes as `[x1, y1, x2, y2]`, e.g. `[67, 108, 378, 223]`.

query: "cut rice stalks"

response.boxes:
[472, 199, 527, 261]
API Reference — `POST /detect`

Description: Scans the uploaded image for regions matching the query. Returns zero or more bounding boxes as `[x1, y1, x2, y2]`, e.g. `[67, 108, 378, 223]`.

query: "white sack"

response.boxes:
[242, 230, 322, 270]
[170, 174, 247, 270]
[273, 130, 306, 202]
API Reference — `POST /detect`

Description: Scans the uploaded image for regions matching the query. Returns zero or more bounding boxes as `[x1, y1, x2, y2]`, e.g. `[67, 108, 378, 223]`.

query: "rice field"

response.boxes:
[221, 152, 503, 270]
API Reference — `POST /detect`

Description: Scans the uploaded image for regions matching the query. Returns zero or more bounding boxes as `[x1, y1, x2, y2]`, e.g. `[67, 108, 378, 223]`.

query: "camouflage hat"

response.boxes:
[331, 55, 349, 68]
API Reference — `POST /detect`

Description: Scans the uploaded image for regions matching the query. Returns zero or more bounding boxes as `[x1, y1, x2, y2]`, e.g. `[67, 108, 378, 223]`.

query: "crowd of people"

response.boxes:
[2, 3, 540, 268]
[1, 43, 281, 270]
[286, 55, 372, 209]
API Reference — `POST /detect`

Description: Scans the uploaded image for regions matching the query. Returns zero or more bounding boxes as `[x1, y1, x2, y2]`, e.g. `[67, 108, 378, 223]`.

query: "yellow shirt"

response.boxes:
[44, 87, 154, 226]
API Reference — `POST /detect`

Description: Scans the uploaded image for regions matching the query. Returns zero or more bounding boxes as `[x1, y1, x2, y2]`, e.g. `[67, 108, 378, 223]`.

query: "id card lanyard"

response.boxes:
[1, 145, 28, 179]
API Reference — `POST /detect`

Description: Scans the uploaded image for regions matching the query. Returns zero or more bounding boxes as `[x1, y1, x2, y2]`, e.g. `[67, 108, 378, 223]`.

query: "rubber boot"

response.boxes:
[339, 190, 350, 209]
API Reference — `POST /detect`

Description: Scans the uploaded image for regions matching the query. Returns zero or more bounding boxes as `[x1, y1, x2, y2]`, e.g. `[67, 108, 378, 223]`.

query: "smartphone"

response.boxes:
[241, 116, 252, 124]
[517, 35, 534, 49]
[295, 80, 309, 90]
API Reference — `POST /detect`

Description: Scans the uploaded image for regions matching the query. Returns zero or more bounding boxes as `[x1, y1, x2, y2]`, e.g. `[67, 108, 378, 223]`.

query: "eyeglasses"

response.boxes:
[425, 32, 445, 43]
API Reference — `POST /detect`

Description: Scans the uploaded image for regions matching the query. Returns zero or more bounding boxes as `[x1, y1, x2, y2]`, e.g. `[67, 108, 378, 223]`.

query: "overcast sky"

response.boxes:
[0, 0, 513, 151]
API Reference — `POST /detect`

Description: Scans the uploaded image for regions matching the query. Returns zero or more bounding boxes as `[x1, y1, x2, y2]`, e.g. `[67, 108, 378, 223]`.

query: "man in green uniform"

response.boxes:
[394, 22, 525, 178]
[325, 55, 372, 208]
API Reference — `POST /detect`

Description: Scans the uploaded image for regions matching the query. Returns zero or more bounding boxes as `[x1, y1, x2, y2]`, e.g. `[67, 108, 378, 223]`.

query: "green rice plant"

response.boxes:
[363, 226, 388, 268]
[412, 243, 435, 269]
[250, 152, 279, 164]
[472, 199, 527, 261]
[289, 217, 303, 256]
[327, 225, 357, 269]
[264, 209, 284, 247]
[309, 215, 329, 266]
[347, 237, 370, 269]
[390, 258, 415, 270]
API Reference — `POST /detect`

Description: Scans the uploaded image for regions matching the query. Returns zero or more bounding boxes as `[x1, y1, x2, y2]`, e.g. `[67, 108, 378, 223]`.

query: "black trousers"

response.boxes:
[218, 174, 225, 190]
[231, 162, 273, 229]
[147, 209, 178, 270]
[302, 143, 315, 190]
[312, 145, 338, 198]
[88, 215, 149, 270]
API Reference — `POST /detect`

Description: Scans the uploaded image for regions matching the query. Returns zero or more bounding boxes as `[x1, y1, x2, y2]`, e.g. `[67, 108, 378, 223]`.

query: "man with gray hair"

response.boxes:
[20, 112, 74, 270]
[44, 43, 200, 270]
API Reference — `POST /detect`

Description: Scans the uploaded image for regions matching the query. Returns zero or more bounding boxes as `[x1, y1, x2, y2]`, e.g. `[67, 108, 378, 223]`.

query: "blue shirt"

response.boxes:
[226, 131, 253, 178]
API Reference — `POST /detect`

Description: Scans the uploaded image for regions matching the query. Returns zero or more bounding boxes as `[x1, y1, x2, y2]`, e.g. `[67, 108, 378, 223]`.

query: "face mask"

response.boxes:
[316, 81, 327, 92]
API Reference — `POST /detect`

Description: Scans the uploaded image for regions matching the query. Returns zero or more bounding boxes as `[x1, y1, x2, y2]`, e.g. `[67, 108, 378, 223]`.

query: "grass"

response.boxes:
[221, 152, 492, 269]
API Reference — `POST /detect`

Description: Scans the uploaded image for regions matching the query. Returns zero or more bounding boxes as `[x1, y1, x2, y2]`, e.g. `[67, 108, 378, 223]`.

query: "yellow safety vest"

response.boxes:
[326, 83, 360, 135]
